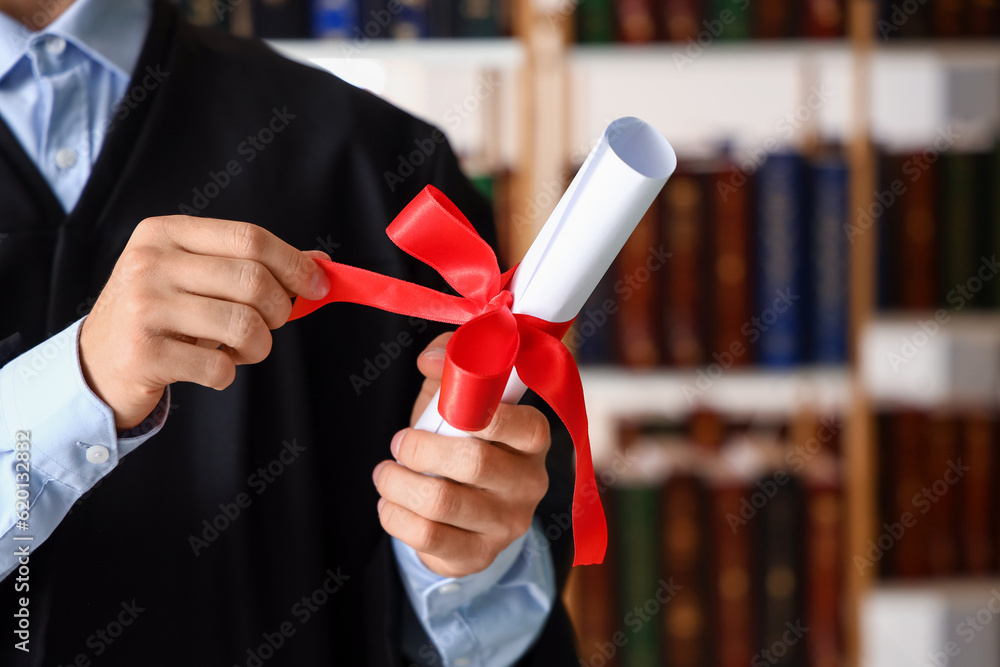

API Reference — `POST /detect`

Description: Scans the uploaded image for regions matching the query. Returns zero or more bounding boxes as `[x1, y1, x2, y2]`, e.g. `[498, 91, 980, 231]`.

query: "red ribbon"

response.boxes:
[289, 185, 607, 566]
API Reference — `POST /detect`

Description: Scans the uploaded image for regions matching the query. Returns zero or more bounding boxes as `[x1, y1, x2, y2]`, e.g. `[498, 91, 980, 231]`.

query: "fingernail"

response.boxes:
[373, 461, 388, 485]
[421, 347, 446, 361]
[377, 498, 386, 514]
[311, 267, 330, 299]
[390, 430, 404, 459]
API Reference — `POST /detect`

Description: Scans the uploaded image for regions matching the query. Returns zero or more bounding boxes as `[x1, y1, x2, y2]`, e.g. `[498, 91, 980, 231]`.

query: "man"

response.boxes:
[0, 0, 579, 663]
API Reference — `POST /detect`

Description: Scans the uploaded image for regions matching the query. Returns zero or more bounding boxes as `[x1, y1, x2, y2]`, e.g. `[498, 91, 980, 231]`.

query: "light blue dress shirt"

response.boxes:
[0, 1, 555, 665]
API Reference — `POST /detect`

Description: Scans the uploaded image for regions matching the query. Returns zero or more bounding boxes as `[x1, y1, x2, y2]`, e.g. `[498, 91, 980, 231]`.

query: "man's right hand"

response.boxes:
[79, 216, 331, 431]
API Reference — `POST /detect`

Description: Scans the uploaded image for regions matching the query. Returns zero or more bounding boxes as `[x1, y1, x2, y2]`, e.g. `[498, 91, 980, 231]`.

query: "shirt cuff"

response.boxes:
[392, 517, 556, 667]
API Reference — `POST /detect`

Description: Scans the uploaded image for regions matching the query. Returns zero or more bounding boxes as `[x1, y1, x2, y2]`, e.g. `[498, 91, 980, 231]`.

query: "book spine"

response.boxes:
[923, 415, 960, 576]
[577, 0, 617, 41]
[896, 152, 938, 309]
[616, 199, 661, 367]
[882, 410, 928, 578]
[754, 0, 793, 38]
[932, 0, 965, 37]
[617, 0, 658, 41]
[312, 0, 361, 38]
[939, 152, 977, 309]
[614, 486, 662, 667]
[576, 265, 618, 364]
[452, 0, 501, 37]
[711, 165, 752, 366]
[388, 0, 430, 37]
[712, 482, 756, 667]
[177, 0, 232, 30]
[802, 0, 844, 37]
[968, 0, 1000, 37]
[662, 171, 706, 366]
[710, 0, 751, 39]
[661, 0, 702, 41]
[809, 154, 849, 364]
[661, 475, 711, 667]
[754, 152, 806, 366]
[961, 413, 995, 574]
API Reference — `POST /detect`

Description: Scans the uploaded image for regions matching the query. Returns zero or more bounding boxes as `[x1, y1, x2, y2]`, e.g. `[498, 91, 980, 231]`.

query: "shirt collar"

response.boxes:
[0, 0, 151, 82]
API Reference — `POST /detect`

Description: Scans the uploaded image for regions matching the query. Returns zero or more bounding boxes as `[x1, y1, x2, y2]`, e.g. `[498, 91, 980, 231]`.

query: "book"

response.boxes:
[938, 152, 978, 309]
[452, 0, 502, 37]
[660, 0, 702, 41]
[802, 0, 844, 37]
[616, 198, 661, 367]
[880, 410, 928, 578]
[968, 0, 999, 37]
[755, 0, 794, 38]
[661, 474, 711, 667]
[809, 153, 849, 363]
[960, 412, 995, 574]
[312, 0, 361, 38]
[897, 152, 938, 309]
[390, 0, 430, 38]
[577, 0, 617, 41]
[175, 0, 232, 31]
[753, 473, 806, 667]
[576, 264, 618, 365]
[754, 152, 806, 366]
[613, 485, 662, 667]
[923, 414, 960, 576]
[933, 0, 965, 37]
[662, 169, 706, 366]
[711, 162, 753, 367]
[711, 0, 751, 39]
[252, 0, 311, 37]
[617, 0, 658, 41]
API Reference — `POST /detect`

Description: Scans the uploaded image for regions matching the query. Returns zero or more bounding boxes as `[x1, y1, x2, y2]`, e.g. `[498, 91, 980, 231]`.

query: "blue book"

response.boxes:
[809, 154, 849, 364]
[754, 152, 806, 367]
[574, 263, 617, 365]
[312, 0, 361, 38]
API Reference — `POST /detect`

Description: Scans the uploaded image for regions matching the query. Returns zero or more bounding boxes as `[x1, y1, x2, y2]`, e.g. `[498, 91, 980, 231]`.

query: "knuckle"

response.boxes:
[237, 260, 268, 300]
[526, 410, 551, 453]
[231, 222, 265, 258]
[413, 520, 444, 554]
[205, 351, 235, 389]
[425, 480, 455, 521]
[117, 245, 159, 283]
[460, 441, 487, 485]
[227, 304, 259, 345]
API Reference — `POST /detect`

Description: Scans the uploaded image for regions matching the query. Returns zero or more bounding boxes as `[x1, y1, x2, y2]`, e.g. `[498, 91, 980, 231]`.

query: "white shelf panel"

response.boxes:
[579, 366, 852, 467]
[267, 39, 525, 172]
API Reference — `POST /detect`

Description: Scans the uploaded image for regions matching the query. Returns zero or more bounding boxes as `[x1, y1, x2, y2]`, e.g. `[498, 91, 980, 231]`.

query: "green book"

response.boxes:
[614, 485, 661, 667]
[576, 0, 615, 42]
[939, 152, 990, 309]
[711, 0, 751, 40]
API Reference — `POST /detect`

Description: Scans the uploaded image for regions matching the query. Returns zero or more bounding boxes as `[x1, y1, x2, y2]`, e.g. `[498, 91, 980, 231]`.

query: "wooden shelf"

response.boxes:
[580, 366, 852, 467]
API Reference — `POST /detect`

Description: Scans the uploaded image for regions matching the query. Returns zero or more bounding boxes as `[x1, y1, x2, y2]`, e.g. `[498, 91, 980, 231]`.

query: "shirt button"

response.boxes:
[453, 658, 470, 667]
[438, 583, 461, 595]
[86, 445, 110, 464]
[55, 147, 77, 169]
[44, 35, 66, 55]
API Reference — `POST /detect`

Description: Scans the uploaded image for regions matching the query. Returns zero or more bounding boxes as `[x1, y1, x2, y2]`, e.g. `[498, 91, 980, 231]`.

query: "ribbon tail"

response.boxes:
[289, 259, 482, 324]
[515, 325, 607, 566]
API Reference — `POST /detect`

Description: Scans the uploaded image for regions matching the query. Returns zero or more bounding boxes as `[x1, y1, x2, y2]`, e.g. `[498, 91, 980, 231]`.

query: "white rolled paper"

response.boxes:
[414, 116, 677, 437]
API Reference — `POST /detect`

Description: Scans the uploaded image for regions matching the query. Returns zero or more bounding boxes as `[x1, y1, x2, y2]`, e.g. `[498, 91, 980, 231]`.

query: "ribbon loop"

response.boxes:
[289, 185, 607, 566]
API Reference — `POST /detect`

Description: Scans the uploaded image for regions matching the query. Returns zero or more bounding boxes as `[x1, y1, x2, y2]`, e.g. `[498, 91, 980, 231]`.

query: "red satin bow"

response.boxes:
[289, 185, 606, 566]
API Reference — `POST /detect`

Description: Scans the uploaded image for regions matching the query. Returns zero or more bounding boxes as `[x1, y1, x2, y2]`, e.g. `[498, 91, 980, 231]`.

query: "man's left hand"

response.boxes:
[373, 332, 550, 578]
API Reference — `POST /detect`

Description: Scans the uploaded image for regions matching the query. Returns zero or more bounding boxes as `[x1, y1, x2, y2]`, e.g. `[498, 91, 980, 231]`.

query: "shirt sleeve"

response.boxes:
[392, 517, 556, 667]
[0, 318, 168, 581]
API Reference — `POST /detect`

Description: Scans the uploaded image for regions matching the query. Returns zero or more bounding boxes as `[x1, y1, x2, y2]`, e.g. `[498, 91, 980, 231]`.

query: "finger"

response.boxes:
[415, 331, 453, 381]
[148, 336, 237, 391]
[472, 403, 551, 455]
[167, 253, 293, 329]
[373, 460, 504, 534]
[390, 428, 520, 491]
[376, 500, 494, 578]
[145, 216, 330, 300]
[409, 376, 442, 426]
[151, 292, 272, 365]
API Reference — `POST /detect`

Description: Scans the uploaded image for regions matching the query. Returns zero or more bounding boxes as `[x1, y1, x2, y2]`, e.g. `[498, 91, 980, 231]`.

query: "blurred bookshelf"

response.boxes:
[174, 0, 1000, 665]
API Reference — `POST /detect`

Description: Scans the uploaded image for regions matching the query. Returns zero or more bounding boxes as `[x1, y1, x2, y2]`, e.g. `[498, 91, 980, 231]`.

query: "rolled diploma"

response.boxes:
[414, 116, 677, 437]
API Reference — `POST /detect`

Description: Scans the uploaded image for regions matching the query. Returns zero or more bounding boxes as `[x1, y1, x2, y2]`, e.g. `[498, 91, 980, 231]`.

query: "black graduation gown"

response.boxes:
[0, 3, 579, 664]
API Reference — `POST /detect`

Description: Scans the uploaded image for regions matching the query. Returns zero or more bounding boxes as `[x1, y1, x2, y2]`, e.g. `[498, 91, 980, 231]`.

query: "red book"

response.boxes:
[961, 413, 995, 574]
[884, 411, 928, 578]
[616, 198, 661, 367]
[803, 0, 844, 37]
[923, 414, 960, 576]
[661, 0, 702, 41]
[711, 164, 752, 366]
[755, 0, 793, 38]
[968, 0, 999, 37]
[890, 153, 938, 309]
[662, 169, 706, 366]
[617, 0, 658, 41]
[933, 0, 965, 37]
